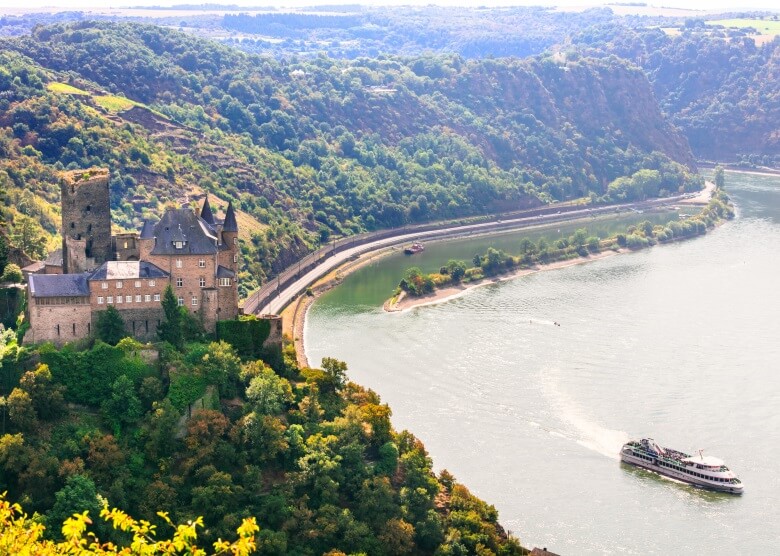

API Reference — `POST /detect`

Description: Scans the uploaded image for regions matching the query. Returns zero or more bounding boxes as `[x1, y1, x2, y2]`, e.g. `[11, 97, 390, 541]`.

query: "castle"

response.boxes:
[24, 169, 240, 345]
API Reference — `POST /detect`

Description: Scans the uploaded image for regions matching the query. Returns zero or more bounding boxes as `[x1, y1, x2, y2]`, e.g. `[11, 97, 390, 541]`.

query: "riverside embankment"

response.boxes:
[278, 182, 715, 367]
[246, 186, 711, 319]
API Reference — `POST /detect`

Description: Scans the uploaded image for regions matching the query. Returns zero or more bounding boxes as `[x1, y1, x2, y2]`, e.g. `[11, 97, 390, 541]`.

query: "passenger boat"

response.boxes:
[620, 438, 743, 494]
[404, 242, 424, 255]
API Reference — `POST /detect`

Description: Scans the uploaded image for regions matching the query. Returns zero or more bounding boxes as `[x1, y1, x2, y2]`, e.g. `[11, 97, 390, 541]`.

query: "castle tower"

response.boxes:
[60, 168, 112, 273]
[217, 201, 239, 320]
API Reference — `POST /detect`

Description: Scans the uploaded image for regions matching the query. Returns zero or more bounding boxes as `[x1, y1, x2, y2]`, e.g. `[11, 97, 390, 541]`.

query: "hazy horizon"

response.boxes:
[1, 0, 779, 14]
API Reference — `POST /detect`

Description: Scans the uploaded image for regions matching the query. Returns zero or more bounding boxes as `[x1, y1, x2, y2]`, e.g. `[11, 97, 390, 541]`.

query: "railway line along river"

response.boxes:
[304, 171, 780, 554]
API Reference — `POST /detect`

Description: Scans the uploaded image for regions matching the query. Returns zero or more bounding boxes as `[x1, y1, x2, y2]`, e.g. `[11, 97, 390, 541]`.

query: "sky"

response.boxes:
[0, 0, 778, 12]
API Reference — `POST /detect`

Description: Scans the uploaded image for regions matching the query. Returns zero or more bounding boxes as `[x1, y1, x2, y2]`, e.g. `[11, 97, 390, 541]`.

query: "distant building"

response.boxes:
[24, 168, 240, 345]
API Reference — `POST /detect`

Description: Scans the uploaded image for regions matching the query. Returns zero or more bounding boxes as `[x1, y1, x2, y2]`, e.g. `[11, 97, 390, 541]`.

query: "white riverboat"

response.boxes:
[620, 438, 743, 494]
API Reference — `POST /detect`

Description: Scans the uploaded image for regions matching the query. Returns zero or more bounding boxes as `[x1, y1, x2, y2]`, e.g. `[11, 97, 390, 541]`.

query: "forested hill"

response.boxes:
[574, 25, 780, 165]
[0, 21, 699, 294]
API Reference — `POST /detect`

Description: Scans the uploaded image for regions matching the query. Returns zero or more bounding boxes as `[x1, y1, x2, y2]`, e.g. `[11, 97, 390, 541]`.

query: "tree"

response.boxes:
[714, 165, 725, 189]
[1, 263, 22, 283]
[246, 367, 293, 416]
[46, 475, 103, 541]
[445, 259, 467, 282]
[158, 284, 183, 349]
[9, 214, 47, 260]
[7, 389, 36, 432]
[18, 364, 65, 421]
[100, 375, 142, 435]
[96, 305, 126, 345]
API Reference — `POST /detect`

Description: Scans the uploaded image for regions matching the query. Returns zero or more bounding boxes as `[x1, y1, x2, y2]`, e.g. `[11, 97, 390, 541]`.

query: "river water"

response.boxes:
[305, 171, 780, 554]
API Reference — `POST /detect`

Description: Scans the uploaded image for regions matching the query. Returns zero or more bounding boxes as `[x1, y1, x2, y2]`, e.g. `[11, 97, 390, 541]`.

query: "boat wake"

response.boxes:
[540, 370, 629, 460]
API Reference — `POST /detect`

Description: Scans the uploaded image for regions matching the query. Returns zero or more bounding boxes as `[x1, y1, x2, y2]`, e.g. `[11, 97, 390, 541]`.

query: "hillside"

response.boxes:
[0, 21, 700, 295]
[573, 24, 780, 165]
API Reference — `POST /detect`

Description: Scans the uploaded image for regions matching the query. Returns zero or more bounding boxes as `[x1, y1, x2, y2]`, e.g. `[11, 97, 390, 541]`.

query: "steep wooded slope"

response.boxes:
[0, 21, 698, 294]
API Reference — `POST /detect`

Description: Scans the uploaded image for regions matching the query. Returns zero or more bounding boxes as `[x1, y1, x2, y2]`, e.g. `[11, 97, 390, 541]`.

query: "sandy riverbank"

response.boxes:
[283, 246, 400, 367]
[384, 249, 624, 313]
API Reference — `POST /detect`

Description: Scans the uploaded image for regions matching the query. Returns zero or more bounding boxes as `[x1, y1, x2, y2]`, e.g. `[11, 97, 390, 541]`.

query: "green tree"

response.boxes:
[9, 215, 47, 260]
[714, 165, 725, 189]
[46, 475, 103, 541]
[96, 305, 126, 345]
[18, 364, 65, 421]
[445, 259, 467, 282]
[246, 366, 293, 416]
[0, 234, 9, 276]
[101, 375, 142, 435]
[1, 263, 22, 283]
[157, 284, 183, 349]
[7, 389, 36, 432]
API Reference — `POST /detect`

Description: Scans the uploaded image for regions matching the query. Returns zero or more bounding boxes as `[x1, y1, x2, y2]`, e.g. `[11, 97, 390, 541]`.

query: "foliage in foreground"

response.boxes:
[0, 323, 526, 555]
[0, 493, 259, 555]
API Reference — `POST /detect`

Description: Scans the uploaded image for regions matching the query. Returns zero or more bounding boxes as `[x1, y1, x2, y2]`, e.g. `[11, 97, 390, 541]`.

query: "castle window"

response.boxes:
[107, 296, 114, 304]
[135, 295, 141, 303]
[88, 323, 91, 334]
[177, 296, 184, 307]
[199, 277, 206, 288]
[135, 280, 141, 288]
[72, 323, 76, 335]
[176, 278, 183, 288]
[116, 281, 123, 289]
[149, 280, 156, 287]
[116, 295, 123, 304]
[174, 241, 184, 249]
[233, 254, 238, 263]
[86, 205, 91, 212]
[98, 296, 104, 304]
[126, 295, 132, 303]
[219, 278, 231, 287]
[145, 294, 151, 302]
[176, 259, 182, 268]
[71, 222, 75, 229]
[101, 282, 108, 290]
[124, 241, 129, 249]
[56, 324, 60, 336]
[233, 237, 237, 245]
[154, 294, 160, 302]
[191, 296, 198, 306]
[198, 259, 205, 268]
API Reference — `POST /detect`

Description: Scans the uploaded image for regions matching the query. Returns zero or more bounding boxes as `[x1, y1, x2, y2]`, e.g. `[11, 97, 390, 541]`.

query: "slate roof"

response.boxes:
[216, 265, 236, 279]
[222, 201, 238, 233]
[89, 261, 169, 281]
[200, 195, 215, 225]
[147, 207, 220, 256]
[45, 248, 63, 267]
[29, 273, 90, 297]
[140, 220, 156, 239]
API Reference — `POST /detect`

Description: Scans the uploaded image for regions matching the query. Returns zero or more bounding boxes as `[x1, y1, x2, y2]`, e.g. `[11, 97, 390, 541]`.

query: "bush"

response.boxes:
[216, 315, 272, 359]
[1, 264, 22, 283]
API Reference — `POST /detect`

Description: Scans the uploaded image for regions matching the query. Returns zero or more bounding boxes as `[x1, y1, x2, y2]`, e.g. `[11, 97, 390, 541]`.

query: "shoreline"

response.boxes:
[289, 181, 721, 367]
[384, 249, 624, 312]
[284, 246, 399, 368]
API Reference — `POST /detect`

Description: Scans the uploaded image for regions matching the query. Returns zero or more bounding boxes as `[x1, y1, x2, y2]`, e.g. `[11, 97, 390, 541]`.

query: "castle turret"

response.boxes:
[218, 201, 239, 320]
[60, 168, 112, 273]
[200, 195, 215, 226]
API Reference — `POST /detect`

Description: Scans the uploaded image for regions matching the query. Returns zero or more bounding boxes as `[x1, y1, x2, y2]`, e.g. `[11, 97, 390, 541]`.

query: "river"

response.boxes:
[305, 171, 780, 554]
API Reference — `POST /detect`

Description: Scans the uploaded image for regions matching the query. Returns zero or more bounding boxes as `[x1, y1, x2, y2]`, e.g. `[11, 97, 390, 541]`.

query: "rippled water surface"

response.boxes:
[306, 172, 780, 554]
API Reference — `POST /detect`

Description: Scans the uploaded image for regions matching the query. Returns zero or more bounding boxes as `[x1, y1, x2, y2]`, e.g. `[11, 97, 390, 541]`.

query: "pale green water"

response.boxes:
[306, 172, 780, 554]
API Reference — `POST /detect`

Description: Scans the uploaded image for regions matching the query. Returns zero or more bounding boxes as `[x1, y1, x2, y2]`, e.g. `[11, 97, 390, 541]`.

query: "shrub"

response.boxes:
[1, 263, 22, 283]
